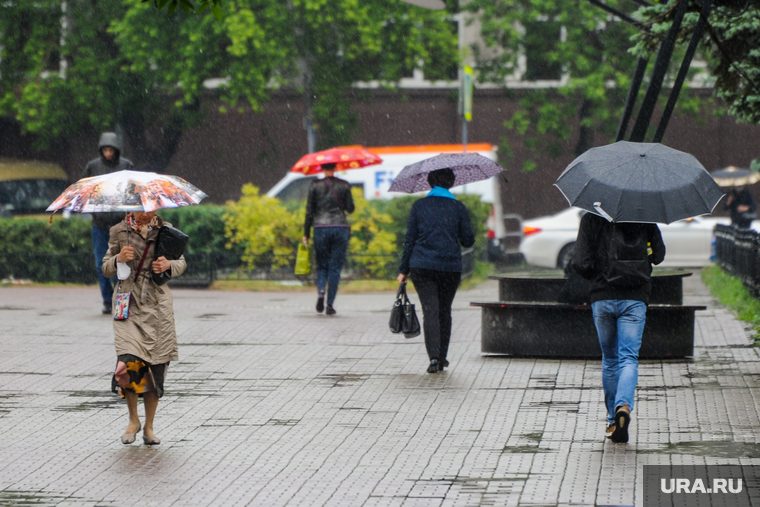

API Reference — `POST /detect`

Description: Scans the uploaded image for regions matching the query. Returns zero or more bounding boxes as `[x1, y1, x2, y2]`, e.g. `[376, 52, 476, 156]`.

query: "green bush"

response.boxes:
[0, 217, 95, 282]
[158, 204, 237, 256]
[372, 194, 492, 260]
[702, 265, 760, 343]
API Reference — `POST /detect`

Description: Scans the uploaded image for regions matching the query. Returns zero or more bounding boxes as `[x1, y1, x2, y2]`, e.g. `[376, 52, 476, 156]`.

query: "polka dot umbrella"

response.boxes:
[290, 147, 383, 175]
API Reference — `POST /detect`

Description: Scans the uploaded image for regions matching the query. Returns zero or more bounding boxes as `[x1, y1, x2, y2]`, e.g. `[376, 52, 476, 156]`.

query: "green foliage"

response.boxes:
[0, 0, 458, 164]
[347, 189, 397, 277]
[143, 0, 223, 18]
[223, 185, 397, 275]
[157, 204, 234, 254]
[702, 265, 760, 342]
[465, 0, 714, 164]
[631, 1, 760, 125]
[281, 0, 458, 149]
[373, 193, 492, 260]
[0, 217, 95, 282]
[465, 0, 640, 161]
[223, 184, 302, 269]
[457, 194, 492, 259]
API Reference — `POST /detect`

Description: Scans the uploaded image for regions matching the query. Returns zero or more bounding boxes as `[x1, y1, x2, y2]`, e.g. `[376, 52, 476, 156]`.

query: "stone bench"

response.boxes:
[490, 270, 691, 305]
[470, 301, 705, 359]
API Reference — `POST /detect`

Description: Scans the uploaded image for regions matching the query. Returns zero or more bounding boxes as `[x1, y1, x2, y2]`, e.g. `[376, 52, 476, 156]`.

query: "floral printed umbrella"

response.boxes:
[47, 170, 207, 213]
[290, 147, 383, 175]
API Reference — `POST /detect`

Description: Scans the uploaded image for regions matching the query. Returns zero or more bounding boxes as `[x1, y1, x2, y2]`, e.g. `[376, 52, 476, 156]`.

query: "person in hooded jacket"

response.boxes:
[82, 133, 134, 314]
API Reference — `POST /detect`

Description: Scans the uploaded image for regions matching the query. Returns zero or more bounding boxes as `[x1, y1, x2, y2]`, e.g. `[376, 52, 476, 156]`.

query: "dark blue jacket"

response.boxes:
[399, 197, 475, 274]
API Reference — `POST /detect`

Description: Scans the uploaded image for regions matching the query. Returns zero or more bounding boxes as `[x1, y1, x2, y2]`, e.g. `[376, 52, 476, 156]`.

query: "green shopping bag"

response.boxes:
[295, 242, 312, 275]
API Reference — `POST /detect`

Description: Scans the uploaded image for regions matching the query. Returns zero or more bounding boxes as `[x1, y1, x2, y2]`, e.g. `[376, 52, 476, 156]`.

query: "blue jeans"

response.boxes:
[591, 300, 647, 424]
[313, 227, 349, 306]
[92, 226, 116, 305]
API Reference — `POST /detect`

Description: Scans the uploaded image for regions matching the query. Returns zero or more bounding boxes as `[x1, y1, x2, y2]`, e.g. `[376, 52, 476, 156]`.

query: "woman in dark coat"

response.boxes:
[397, 169, 475, 373]
[725, 186, 757, 228]
[302, 163, 355, 315]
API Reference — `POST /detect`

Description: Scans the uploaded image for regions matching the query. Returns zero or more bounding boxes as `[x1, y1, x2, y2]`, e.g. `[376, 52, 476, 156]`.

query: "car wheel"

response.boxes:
[557, 242, 575, 270]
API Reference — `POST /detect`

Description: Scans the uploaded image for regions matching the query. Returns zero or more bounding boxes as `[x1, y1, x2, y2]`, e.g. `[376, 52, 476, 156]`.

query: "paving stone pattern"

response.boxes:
[1, 275, 760, 506]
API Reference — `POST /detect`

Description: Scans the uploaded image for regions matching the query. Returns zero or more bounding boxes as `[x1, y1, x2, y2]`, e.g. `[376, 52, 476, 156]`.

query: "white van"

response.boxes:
[266, 143, 511, 260]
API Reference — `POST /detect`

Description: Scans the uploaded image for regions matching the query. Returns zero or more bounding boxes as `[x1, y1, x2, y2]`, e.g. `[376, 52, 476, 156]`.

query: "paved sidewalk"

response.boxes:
[1, 274, 760, 506]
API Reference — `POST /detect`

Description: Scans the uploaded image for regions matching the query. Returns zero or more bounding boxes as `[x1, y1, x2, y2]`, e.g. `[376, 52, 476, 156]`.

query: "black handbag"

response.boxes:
[389, 282, 421, 338]
[152, 225, 189, 286]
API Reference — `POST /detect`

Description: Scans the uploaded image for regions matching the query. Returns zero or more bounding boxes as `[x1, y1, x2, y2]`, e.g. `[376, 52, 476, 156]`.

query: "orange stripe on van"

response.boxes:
[337, 144, 494, 154]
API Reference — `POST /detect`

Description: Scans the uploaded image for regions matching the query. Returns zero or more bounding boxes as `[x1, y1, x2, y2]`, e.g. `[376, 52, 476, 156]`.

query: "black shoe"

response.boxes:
[316, 295, 325, 313]
[610, 404, 630, 443]
[325, 305, 336, 315]
[102, 303, 112, 315]
[439, 359, 449, 370]
[427, 359, 440, 373]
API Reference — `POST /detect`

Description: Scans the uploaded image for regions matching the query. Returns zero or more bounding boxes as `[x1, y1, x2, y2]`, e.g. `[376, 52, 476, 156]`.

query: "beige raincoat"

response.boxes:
[103, 217, 186, 365]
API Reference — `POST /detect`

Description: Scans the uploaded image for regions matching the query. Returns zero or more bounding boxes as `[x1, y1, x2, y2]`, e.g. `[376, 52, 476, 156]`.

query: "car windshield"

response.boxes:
[0, 179, 68, 215]
[275, 177, 316, 201]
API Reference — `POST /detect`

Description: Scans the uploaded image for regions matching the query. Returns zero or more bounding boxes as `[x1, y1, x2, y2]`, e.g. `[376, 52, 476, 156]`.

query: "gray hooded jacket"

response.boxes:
[81, 133, 134, 230]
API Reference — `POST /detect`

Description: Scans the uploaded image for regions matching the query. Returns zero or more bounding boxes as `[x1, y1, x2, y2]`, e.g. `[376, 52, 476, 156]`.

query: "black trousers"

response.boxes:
[410, 268, 461, 361]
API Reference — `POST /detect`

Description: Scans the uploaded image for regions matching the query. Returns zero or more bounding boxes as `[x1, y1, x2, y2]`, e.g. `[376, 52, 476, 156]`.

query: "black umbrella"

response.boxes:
[554, 141, 725, 224]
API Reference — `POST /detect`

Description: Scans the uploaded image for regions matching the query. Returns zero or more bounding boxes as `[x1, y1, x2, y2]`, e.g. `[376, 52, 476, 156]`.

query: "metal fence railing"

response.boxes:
[1, 248, 477, 288]
[714, 224, 760, 295]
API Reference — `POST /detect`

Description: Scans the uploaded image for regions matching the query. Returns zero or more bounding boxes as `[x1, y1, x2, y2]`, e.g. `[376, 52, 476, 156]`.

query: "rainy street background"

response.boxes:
[3, 0, 760, 506]
[2, 275, 760, 507]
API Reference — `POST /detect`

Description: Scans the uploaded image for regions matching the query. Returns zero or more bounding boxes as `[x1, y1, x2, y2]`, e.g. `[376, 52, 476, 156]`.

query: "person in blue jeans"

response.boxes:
[302, 163, 355, 315]
[82, 133, 133, 314]
[571, 212, 665, 443]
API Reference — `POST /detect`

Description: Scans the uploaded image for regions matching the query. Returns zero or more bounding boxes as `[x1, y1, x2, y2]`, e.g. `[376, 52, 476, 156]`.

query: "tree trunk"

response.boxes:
[120, 104, 196, 173]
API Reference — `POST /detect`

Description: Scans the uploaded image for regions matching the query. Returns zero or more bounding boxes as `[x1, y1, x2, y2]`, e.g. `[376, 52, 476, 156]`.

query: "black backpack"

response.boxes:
[603, 223, 651, 288]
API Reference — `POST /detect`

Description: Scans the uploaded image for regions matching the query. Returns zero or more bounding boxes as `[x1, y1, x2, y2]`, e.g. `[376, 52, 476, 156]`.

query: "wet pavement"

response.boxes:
[1, 274, 760, 506]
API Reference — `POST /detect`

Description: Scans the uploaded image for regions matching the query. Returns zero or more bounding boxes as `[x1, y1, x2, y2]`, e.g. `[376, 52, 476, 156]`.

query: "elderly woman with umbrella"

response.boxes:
[48, 171, 206, 445]
[556, 141, 724, 444]
[391, 153, 505, 374]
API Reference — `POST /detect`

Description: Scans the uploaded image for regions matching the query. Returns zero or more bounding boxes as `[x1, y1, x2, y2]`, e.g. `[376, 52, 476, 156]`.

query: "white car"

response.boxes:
[519, 207, 743, 269]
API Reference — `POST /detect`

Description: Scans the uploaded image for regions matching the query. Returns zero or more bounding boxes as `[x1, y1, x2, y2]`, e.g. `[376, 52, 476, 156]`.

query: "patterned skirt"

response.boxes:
[111, 354, 169, 399]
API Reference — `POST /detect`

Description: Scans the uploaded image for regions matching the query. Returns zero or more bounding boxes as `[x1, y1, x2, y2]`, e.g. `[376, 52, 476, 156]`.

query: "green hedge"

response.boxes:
[0, 217, 96, 282]
[374, 194, 492, 260]
[1, 197, 492, 283]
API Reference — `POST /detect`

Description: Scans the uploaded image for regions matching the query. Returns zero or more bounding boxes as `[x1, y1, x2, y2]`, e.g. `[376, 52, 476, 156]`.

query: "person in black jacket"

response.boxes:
[571, 212, 665, 443]
[725, 186, 757, 228]
[397, 168, 475, 374]
[302, 163, 355, 315]
[82, 132, 134, 314]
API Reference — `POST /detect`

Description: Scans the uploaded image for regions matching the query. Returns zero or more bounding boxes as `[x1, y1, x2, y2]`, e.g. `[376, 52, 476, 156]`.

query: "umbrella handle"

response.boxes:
[593, 202, 614, 222]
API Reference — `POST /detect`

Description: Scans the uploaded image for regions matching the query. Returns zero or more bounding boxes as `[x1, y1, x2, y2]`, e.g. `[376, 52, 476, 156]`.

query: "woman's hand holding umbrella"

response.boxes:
[117, 245, 135, 263]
